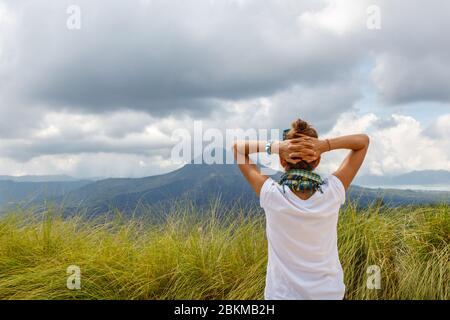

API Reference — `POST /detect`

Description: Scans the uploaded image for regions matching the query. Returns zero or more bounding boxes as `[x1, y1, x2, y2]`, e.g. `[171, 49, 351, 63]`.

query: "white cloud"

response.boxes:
[320, 112, 450, 176]
[0, 110, 174, 161]
[429, 114, 450, 139]
[298, 0, 366, 35]
[0, 153, 179, 178]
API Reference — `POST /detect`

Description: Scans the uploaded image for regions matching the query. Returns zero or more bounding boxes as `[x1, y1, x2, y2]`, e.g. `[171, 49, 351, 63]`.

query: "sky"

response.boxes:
[0, 0, 449, 178]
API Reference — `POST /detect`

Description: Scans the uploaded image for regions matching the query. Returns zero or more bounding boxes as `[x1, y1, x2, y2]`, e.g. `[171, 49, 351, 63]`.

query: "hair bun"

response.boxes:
[292, 119, 309, 132]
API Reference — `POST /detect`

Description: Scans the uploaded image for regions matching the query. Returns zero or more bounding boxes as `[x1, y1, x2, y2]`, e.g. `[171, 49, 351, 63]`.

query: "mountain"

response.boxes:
[0, 180, 92, 208]
[2, 165, 450, 215]
[354, 170, 450, 187]
[56, 164, 450, 215]
[346, 185, 450, 207]
[61, 163, 260, 214]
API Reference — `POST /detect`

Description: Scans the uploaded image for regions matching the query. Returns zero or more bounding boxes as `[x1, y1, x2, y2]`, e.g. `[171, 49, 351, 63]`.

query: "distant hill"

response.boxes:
[56, 164, 450, 215]
[346, 185, 450, 206]
[60, 163, 259, 214]
[355, 170, 450, 187]
[2, 166, 450, 215]
[0, 180, 91, 208]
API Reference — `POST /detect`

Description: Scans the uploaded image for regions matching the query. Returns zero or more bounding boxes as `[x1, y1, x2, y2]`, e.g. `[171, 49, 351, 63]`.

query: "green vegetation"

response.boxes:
[0, 202, 449, 300]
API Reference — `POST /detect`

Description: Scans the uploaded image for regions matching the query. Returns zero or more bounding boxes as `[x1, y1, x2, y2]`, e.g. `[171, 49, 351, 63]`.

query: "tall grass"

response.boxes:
[0, 202, 448, 300]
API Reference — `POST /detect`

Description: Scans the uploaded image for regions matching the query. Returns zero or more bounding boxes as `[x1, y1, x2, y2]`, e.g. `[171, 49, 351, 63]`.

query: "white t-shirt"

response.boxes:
[260, 174, 346, 300]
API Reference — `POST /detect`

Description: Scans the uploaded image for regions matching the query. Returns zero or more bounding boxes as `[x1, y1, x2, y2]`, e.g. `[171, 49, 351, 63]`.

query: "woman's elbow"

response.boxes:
[361, 134, 370, 147]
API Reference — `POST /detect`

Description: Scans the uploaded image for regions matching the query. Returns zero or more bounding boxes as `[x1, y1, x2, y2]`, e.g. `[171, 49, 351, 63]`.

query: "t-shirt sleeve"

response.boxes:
[328, 174, 346, 205]
[259, 178, 276, 209]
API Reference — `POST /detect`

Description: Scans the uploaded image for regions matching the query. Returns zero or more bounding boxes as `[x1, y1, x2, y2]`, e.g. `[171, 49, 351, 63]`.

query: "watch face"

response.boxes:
[265, 141, 272, 154]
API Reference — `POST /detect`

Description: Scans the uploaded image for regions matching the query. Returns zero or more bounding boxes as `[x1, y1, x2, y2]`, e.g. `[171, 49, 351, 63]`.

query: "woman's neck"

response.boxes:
[292, 189, 316, 200]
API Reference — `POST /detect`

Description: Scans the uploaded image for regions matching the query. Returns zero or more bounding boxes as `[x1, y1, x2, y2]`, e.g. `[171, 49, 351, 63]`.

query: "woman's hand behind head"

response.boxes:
[297, 134, 331, 159]
[276, 138, 318, 164]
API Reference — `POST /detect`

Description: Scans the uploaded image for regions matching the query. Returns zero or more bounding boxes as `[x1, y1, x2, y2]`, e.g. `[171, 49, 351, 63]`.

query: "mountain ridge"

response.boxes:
[1, 167, 450, 214]
[57, 165, 450, 214]
[0, 180, 92, 208]
[354, 170, 450, 186]
[2, 169, 449, 186]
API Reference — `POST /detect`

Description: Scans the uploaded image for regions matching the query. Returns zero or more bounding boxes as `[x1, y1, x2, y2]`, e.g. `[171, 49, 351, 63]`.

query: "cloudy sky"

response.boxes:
[0, 0, 449, 178]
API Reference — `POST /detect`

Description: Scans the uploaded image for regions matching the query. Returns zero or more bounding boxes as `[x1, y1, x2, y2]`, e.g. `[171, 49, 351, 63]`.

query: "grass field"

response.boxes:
[0, 202, 449, 300]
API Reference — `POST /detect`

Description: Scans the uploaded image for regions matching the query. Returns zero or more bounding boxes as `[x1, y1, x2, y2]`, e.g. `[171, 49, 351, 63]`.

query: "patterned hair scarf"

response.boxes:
[279, 169, 324, 194]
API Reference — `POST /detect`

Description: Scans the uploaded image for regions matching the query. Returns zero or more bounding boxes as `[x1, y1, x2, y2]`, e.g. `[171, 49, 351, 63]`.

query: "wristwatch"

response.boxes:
[265, 140, 273, 155]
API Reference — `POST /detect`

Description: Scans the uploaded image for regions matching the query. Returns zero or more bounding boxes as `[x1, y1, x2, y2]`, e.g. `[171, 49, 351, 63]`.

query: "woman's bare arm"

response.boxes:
[328, 135, 370, 190]
[303, 134, 370, 190]
[233, 141, 268, 196]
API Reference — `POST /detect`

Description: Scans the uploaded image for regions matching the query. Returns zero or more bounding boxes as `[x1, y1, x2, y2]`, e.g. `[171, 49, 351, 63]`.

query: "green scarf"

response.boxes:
[279, 169, 324, 194]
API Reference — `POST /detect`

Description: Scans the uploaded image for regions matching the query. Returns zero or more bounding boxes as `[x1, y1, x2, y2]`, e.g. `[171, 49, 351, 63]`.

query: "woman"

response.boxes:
[233, 119, 369, 300]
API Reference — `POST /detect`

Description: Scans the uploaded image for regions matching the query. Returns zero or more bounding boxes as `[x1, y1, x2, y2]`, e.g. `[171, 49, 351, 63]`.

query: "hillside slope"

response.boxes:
[59, 164, 450, 215]
[0, 180, 91, 208]
[62, 164, 259, 214]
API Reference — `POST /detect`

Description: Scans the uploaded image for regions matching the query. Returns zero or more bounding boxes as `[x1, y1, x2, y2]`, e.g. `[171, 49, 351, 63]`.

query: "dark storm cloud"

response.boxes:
[265, 82, 361, 134]
[3, 0, 363, 117]
[2, 0, 449, 121]
[1, 0, 450, 176]
[370, 0, 450, 105]
[0, 137, 170, 161]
